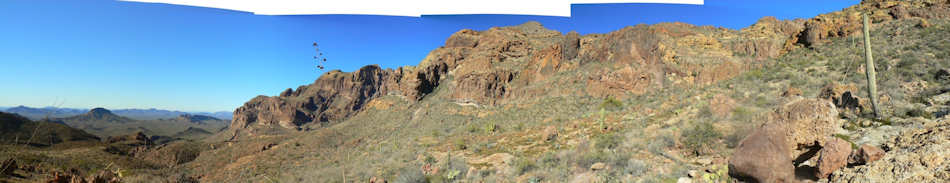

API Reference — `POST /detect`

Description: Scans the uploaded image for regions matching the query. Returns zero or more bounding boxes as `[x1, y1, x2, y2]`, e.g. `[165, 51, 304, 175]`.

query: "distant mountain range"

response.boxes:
[2, 106, 232, 120]
[51, 108, 229, 138]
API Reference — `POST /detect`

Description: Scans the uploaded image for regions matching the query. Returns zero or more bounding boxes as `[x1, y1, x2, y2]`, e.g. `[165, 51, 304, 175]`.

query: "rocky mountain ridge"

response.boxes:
[230, 0, 950, 135]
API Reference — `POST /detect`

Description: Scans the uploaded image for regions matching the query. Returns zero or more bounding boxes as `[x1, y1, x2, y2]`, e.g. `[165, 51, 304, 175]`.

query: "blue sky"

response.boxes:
[0, 0, 858, 112]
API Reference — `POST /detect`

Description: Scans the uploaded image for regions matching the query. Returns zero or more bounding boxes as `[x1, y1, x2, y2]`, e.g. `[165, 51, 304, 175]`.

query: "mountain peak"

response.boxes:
[65, 107, 132, 123]
[88, 107, 113, 116]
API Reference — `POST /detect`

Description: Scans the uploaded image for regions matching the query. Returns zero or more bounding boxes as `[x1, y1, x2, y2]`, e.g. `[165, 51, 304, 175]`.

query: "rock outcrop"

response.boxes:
[820, 82, 865, 113]
[175, 114, 221, 124]
[831, 119, 950, 182]
[104, 132, 153, 157]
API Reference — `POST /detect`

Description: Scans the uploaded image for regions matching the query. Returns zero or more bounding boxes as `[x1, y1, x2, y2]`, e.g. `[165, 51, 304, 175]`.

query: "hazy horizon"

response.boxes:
[0, 105, 232, 113]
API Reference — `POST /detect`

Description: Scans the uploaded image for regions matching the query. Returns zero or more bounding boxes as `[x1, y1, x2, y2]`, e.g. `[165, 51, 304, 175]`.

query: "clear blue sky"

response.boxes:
[0, 0, 859, 112]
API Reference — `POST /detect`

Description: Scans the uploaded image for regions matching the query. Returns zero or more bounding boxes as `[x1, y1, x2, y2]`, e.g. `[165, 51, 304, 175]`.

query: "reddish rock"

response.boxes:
[231, 64, 434, 131]
[452, 71, 515, 105]
[46, 171, 84, 183]
[728, 122, 795, 182]
[369, 176, 387, 183]
[816, 138, 852, 178]
[850, 144, 885, 165]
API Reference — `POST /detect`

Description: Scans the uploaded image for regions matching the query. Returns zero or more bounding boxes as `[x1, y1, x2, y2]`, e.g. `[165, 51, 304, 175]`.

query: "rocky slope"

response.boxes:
[231, 18, 793, 135]
[206, 1, 950, 182]
[231, 0, 950, 135]
[3, 0, 948, 182]
[0, 112, 100, 147]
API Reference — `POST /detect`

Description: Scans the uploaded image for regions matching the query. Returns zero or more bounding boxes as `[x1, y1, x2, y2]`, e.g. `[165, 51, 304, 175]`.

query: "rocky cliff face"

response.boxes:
[230, 0, 950, 134]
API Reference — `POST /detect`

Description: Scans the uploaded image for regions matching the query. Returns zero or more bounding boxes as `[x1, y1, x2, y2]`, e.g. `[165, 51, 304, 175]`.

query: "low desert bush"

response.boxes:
[681, 122, 721, 155]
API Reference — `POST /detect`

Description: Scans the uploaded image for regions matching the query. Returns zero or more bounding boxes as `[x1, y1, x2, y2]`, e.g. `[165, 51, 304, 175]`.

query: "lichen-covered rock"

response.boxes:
[850, 144, 885, 165]
[772, 98, 843, 155]
[816, 138, 852, 178]
[831, 119, 950, 182]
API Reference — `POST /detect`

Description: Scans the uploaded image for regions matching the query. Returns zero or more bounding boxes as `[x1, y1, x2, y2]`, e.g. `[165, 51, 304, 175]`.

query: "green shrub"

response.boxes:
[647, 134, 674, 156]
[396, 167, 427, 183]
[576, 150, 610, 169]
[599, 96, 623, 111]
[623, 159, 648, 177]
[593, 133, 621, 150]
[466, 124, 479, 133]
[484, 122, 498, 134]
[511, 157, 536, 175]
[539, 152, 560, 168]
[453, 138, 467, 150]
[680, 122, 722, 155]
[725, 124, 753, 148]
[905, 107, 934, 119]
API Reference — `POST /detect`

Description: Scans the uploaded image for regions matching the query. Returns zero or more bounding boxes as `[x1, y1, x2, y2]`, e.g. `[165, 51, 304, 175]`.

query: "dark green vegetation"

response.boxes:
[0, 112, 100, 147]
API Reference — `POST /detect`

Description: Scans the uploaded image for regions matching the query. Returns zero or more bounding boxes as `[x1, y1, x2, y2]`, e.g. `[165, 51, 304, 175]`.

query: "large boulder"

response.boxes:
[728, 122, 795, 182]
[772, 98, 843, 155]
[730, 98, 844, 181]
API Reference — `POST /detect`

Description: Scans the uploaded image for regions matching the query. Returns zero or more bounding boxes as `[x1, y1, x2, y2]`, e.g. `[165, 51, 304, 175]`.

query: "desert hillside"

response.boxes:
[2, 0, 949, 182]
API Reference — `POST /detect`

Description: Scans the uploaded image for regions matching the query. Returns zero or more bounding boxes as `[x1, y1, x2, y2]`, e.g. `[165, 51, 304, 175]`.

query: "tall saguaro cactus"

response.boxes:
[863, 13, 882, 118]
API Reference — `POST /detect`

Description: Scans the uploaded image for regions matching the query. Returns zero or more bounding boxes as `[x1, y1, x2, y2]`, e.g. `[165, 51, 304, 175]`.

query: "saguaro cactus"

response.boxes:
[863, 13, 881, 117]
